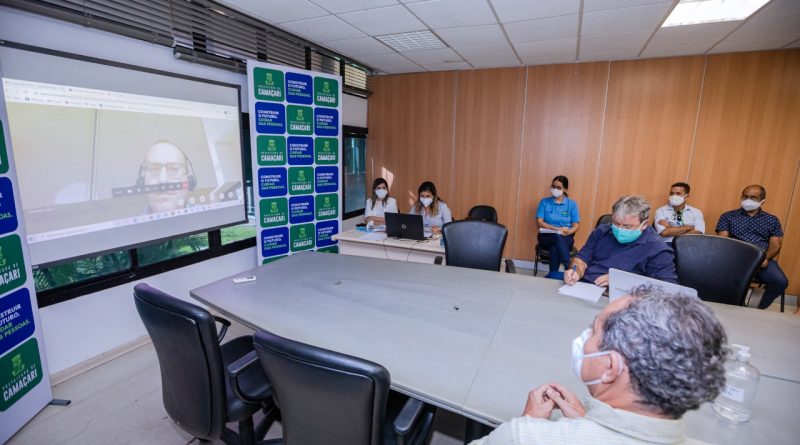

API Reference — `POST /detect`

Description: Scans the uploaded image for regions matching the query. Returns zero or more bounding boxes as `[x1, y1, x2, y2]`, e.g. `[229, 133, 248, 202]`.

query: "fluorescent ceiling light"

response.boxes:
[662, 0, 772, 27]
[376, 31, 446, 52]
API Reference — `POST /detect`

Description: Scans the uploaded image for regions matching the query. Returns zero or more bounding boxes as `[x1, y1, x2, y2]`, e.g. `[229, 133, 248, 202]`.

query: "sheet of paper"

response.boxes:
[359, 232, 388, 241]
[538, 228, 561, 234]
[558, 282, 605, 303]
[608, 268, 697, 302]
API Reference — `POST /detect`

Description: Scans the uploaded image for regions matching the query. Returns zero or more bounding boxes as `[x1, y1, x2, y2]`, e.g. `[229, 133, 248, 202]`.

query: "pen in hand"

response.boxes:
[565, 264, 578, 285]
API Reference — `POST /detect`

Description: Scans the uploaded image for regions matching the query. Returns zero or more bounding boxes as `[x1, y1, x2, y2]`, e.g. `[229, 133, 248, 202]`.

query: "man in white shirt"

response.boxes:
[470, 285, 727, 445]
[654, 182, 705, 246]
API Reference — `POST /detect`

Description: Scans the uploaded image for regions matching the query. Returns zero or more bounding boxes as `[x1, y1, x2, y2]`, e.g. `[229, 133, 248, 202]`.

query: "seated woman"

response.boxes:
[364, 177, 398, 227]
[536, 175, 580, 279]
[409, 181, 452, 235]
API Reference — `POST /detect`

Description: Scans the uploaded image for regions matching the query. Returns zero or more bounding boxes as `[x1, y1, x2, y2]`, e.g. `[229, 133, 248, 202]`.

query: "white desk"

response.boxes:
[332, 229, 445, 264]
[190, 252, 800, 444]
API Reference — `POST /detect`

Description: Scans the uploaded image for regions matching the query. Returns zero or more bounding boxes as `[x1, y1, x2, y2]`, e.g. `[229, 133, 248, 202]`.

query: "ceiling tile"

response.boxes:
[788, 39, 800, 48]
[579, 49, 639, 61]
[490, 0, 580, 23]
[406, 0, 497, 28]
[521, 53, 576, 66]
[437, 24, 508, 48]
[504, 14, 578, 44]
[751, 0, 800, 20]
[457, 44, 520, 68]
[722, 14, 800, 42]
[648, 22, 739, 48]
[402, 47, 464, 64]
[514, 37, 577, 58]
[584, 0, 671, 13]
[280, 15, 366, 42]
[340, 5, 427, 35]
[357, 53, 423, 73]
[422, 61, 473, 71]
[641, 43, 714, 58]
[581, 2, 672, 36]
[324, 37, 395, 56]
[710, 37, 799, 54]
[221, 0, 328, 23]
[581, 30, 651, 52]
[310, 0, 399, 14]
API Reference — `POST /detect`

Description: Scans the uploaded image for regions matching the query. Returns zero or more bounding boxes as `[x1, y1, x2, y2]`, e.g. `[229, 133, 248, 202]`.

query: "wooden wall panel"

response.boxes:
[451, 68, 527, 256]
[592, 57, 705, 223]
[514, 62, 609, 260]
[688, 50, 800, 293]
[367, 72, 456, 212]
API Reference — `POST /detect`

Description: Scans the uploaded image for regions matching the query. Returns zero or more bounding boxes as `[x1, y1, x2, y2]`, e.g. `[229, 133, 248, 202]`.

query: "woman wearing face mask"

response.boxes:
[409, 181, 452, 235]
[536, 176, 580, 278]
[364, 177, 398, 226]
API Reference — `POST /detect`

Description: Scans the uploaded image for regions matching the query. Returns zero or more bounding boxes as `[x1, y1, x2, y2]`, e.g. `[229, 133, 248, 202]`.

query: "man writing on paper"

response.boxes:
[564, 196, 677, 286]
[470, 285, 728, 445]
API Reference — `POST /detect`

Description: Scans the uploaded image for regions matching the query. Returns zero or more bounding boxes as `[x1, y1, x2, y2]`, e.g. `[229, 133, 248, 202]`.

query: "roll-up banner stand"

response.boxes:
[247, 61, 342, 263]
[0, 63, 53, 444]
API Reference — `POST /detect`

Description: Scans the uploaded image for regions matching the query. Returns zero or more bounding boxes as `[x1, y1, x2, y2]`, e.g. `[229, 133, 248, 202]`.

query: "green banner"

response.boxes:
[314, 77, 339, 107]
[0, 338, 43, 412]
[0, 120, 8, 174]
[317, 246, 339, 254]
[256, 136, 286, 166]
[314, 138, 338, 164]
[259, 198, 288, 228]
[0, 234, 27, 295]
[286, 105, 313, 135]
[290, 223, 315, 252]
[315, 193, 339, 221]
[253, 68, 284, 101]
[288, 167, 313, 196]
[262, 255, 287, 264]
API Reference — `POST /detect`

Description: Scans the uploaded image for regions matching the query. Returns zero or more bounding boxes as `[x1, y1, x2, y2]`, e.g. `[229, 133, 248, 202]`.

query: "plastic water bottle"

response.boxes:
[712, 344, 760, 423]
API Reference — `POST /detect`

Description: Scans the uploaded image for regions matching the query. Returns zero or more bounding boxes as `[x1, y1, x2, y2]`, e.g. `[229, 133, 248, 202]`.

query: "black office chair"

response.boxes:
[467, 205, 498, 223]
[673, 235, 765, 307]
[595, 213, 612, 227]
[133, 284, 278, 445]
[434, 220, 515, 273]
[251, 329, 436, 445]
[533, 235, 577, 277]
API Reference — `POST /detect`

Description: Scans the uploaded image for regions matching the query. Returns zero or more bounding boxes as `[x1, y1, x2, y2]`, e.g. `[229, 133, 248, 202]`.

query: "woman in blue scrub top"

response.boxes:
[409, 181, 452, 235]
[536, 175, 580, 278]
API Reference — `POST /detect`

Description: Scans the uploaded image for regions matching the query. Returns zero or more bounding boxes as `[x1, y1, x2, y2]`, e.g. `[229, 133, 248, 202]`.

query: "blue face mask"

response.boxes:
[611, 223, 643, 244]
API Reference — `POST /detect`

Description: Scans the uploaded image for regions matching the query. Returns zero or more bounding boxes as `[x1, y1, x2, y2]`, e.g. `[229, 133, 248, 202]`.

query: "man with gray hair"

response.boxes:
[470, 285, 728, 444]
[565, 195, 677, 286]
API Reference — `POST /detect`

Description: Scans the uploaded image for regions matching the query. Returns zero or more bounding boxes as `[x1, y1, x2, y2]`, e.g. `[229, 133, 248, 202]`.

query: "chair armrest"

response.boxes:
[394, 397, 425, 436]
[434, 256, 443, 265]
[214, 315, 231, 342]
[227, 351, 263, 404]
[504, 259, 516, 274]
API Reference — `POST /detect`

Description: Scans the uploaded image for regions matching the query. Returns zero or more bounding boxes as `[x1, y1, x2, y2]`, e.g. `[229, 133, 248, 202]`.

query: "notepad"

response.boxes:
[558, 282, 605, 303]
[538, 228, 561, 234]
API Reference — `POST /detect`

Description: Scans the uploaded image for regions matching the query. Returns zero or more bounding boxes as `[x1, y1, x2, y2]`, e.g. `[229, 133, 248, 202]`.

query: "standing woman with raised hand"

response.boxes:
[536, 175, 580, 279]
[409, 181, 452, 235]
[364, 177, 398, 227]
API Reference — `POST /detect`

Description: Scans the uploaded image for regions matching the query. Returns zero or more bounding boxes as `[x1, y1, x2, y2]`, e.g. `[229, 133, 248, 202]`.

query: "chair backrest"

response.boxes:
[443, 220, 508, 272]
[467, 205, 498, 223]
[133, 283, 227, 440]
[595, 213, 612, 227]
[673, 234, 765, 306]
[253, 330, 390, 445]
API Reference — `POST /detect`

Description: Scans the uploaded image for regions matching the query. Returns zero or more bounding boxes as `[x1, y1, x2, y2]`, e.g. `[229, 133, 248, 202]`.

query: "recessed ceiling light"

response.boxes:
[662, 0, 772, 27]
[376, 31, 447, 52]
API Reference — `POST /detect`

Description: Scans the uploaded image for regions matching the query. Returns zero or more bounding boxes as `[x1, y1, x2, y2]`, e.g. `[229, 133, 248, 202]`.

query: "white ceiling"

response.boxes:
[219, 0, 800, 74]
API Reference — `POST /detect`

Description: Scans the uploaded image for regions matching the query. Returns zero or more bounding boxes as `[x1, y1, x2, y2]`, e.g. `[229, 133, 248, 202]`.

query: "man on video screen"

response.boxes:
[141, 141, 194, 213]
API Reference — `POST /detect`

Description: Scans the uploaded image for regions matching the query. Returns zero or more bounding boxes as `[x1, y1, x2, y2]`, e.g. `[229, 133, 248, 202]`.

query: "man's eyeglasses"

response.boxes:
[143, 162, 188, 178]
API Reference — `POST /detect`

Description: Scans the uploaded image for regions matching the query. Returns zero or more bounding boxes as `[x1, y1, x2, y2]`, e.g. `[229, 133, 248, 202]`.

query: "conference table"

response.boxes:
[332, 229, 445, 263]
[190, 252, 800, 444]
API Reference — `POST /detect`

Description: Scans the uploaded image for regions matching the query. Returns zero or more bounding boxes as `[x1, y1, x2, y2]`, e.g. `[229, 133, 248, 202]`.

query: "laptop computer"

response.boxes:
[385, 213, 426, 240]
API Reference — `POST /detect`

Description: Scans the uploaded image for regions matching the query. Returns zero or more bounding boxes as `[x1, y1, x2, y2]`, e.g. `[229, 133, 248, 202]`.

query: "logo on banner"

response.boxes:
[289, 196, 314, 224]
[314, 108, 339, 136]
[261, 227, 289, 258]
[0, 235, 26, 296]
[254, 68, 284, 101]
[314, 138, 338, 164]
[257, 136, 286, 166]
[315, 166, 339, 194]
[315, 193, 338, 220]
[0, 178, 19, 235]
[255, 102, 286, 134]
[287, 105, 313, 135]
[260, 198, 288, 228]
[258, 168, 287, 198]
[290, 224, 315, 252]
[316, 220, 339, 248]
[0, 288, 35, 356]
[0, 121, 9, 174]
[287, 137, 313, 165]
[285, 72, 313, 105]
[288, 167, 314, 195]
[314, 77, 339, 107]
[0, 338, 43, 412]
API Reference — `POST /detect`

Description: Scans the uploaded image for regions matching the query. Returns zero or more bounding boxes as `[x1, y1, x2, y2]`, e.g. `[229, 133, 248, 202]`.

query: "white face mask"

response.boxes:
[375, 189, 388, 199]
[420, 197, 433, 207]
[741, 199, 763, 211]
[668, 195, 685, 207]
[571, 328, 620, 386]
[551, 188, 564, 198]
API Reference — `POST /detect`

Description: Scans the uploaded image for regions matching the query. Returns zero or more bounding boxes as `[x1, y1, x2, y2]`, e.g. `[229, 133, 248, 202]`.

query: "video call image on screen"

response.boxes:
[3, 78, 244, 244]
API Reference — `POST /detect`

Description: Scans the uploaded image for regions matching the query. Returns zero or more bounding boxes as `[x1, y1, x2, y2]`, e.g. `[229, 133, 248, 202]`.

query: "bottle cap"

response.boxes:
[731, 344, 751, 361]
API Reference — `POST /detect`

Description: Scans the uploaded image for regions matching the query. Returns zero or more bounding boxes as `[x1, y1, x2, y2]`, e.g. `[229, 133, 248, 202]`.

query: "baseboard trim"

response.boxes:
[50, 335, 152, 386]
